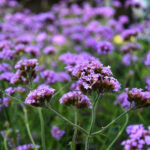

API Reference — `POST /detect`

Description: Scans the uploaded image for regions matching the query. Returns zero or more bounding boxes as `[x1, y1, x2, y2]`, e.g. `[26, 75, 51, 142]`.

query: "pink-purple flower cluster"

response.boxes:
[126, 88, 150, 107]
[0, 97, 11, 108]
[41, 70, 70, 84]
[121, 29, 139, 40]
[121, 124, 150, 150]
[43, 46, 57, 55]
[59, 91, 92, 109]
[11, 59, 38, 84]
[51, 126, 65, 140]
[24, 85, 55, 106]
[5, 87, 25, 95]
[145, 78, 150, 91]
[121, 43, 142, 53]
[115, 92, 130, 110]
[0, 63, 11, 73]
[122, 53, 138, 66]
[15, 144, 40, 150]
[144, 51, 150, 67]
[0, 72, 14, 82]
[97, 41, 114, 54]
[61, 53, 120, 93]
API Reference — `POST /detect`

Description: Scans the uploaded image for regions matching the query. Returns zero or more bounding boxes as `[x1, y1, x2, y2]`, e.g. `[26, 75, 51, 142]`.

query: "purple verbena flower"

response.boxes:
[115, 92, 130, 110]
[126, 88, 150, 107]
[144, 51, 150, 67]
[15, 144, 40, 150]
[59, 91, 92, 109]
[122, 53, 138, 66]
[121, 124, 150, 150]
[43, 46, 57, 55]
[121, 29, 139, 41]
[51, 126, 65, 140]
[24, 86, 55, 106]
[97, 41, 114, 54]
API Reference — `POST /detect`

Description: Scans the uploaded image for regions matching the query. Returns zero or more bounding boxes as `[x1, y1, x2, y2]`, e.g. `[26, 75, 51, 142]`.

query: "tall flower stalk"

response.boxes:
[85, 93, 100, 150]
[71, 108, 78, 150]
[38, 108, 46, 150]
[22, 106, 37, 150]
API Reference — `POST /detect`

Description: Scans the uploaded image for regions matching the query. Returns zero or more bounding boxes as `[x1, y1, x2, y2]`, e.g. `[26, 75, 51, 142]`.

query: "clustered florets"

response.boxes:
[15, 144, 40, 150]
[0, 63, 12, 73]
[144, 51, 150, 67]
[97, 41, 114, 54]
[115, 92, 130, 110]
[145, 78, 150, 91]
[51, 126, 65, 140]
[61, 53, 120, 93]
[122, 124, 150, 150]
[121, 28, 139, 40]
[126, 88, 150, 107]
[121, 43, 142, 53]
[0, 72, 14, 82]
[43, 46, 57, 55]
[5, 87, 25, 95]
[41, 70, 70, 84]
[59, 91, 92, 109]
[24, 85, 55, 106]
[11, 59, 39, 84]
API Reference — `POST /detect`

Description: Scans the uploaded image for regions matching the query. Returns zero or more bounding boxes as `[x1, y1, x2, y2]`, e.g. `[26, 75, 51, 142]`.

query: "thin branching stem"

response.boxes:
[46, 104, 88, 135]
[1, 90, 89, 136]
[92, 107, 135, 136]
[4, 135, 8, 150]
[23, 106, 37, 150]
[72, 108, 78, 150]
[106, 108, 129, 150]
[0, 89, 37, 149]
[85, 93, 100, 150]
[38, 108, 46, 150]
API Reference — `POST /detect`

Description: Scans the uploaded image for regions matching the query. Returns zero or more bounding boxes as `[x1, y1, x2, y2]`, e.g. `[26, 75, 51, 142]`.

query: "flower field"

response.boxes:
[0, 0, 150, 150]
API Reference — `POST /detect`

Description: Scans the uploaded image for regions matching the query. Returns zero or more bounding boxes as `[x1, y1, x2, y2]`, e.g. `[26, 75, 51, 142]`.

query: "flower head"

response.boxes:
[97, 41, 114, 54]
[126, 88, 150, 107]
[121, 29, 139, 41]
[121, 124, 150, 150]
[144, 51, 150, 67]
[59, 91, 92, 109]
[115, 93, 130, 110]
[51, 126, 65, 140]
[25, 85, 55, 106]
[15, 144, 40, 150]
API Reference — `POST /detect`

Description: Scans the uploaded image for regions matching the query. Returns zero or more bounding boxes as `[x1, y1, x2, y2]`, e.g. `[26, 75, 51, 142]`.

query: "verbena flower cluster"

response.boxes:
[51, 126, 65, 140]
[61, 53, 121, 93]
[41, 70, 70, 84]
[25, 85, 55, 106]
[126, 88, 150, 107]
[11, 59, 39, 84]
[15, 144, 40, 150]
[122, 124, 150, 150]
[59, 91, 92, 108]
[115, 92, 130, 110]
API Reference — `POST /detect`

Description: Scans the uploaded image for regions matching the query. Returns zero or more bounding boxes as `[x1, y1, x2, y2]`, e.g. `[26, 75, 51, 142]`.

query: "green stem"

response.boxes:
[52, 82, 70, 100]
[38, 108, 46, 150]
[1, 91, 88, 136]
[72, 108, 78, 150]
[138, 112, 148, 125]
[4, 136, 8, 150]
[92, 107, 134, 136]
[23, 107, 37, 150]
[106, 108, 129, 150]
[46, 104, 88, 135]
[85, 94, 100, 150]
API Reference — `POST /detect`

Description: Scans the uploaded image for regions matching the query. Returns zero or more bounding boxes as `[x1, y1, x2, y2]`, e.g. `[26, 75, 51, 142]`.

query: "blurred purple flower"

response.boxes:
[51, 126, 65, 140]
